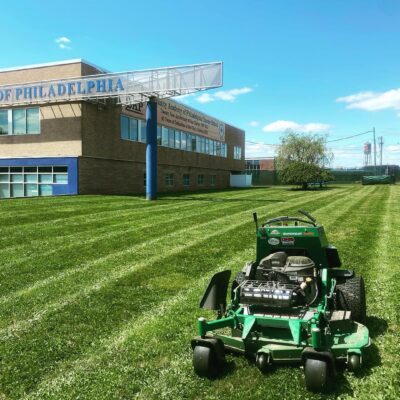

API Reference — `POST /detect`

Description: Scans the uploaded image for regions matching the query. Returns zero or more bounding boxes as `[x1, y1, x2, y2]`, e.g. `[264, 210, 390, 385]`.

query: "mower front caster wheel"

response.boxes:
[304, 358, 334, 393]
[193, 345, 219, 378]
[348, 354, 361, 372]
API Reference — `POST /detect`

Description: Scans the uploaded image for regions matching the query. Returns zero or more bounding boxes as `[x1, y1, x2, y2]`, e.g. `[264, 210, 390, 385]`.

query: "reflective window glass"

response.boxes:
[181, 132, 187, 150]
[39, 184, 52, 196]
[162, 126, 169, 146]
[168, 128, 175, 147]
[140, 120, 146, 142]
[157, 126, 162, 145]
[12, 109, 26, 134]
[0, 183, 10, 198]
[25, 174, 37, 183]
[10, 174, 23, 183]
[11, 183, 24, 197]
[54, 174, 68, 184]
[175, 131, 180, 148]
[129, 119, 138, 141]
[0, 110, 8, 135]
[25, 184, 38, 197]
[121, 116, 130, 140]
[0, 175, 9, 183]
[39, 174, 52, 183]
[26, 108, 40, 134]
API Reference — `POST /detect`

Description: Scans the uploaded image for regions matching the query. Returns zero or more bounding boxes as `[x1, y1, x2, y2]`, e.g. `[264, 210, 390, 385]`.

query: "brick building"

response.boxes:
[0, 59, 245, 198]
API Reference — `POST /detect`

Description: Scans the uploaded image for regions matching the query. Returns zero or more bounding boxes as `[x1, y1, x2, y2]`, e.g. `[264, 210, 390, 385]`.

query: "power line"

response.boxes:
[326, 129, 373, 143]
[246, 129, 375, 147]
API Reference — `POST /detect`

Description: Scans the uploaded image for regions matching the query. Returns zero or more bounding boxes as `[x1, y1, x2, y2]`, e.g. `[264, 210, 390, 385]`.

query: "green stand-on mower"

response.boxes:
[191, 210, 370, 392]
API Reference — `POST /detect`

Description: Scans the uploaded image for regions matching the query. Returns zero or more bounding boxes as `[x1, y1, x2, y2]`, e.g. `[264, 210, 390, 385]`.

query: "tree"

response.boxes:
[276, 132, 334, 189]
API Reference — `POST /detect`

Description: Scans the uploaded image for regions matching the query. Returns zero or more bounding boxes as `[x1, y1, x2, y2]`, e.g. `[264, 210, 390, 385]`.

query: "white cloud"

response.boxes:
[214, 87, 253, 101]
[249, 121, 260, 127]
[387, 144, 400, 153]
[245, 142, 276, 158]
[55, 36, 71, 49]
[195, 87, 253, 104]
[337, 89, 400, 112]
[196, 93, 214, 104]
[262, 120, 332, 133]
[175, 93, 195, 104]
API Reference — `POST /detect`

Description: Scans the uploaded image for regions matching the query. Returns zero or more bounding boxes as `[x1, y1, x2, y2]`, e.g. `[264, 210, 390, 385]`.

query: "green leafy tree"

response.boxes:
[276, 132, 334, 189]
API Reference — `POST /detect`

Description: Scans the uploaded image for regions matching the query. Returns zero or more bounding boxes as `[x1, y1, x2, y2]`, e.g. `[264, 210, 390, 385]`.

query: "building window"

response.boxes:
[0, 165, 68, 198]
[0, 110, 8, 135]
[162, 126, 169, 146]
[139, 120, 146, 142]
[197, 174, 204, 185]
[168, 128, 175, 148]
[181, 132, 187, 150]
[165, 173, 174, 186]
[120, 115, 138, 141]
[175, 130, 181, 148]
[120, 114, 228, 159]
[210, 175, 216, 185]
[157, 126, 162, 145]
[246, 160, 260, 171]
[234, 146, 242, 160]
[0, 108, 40, 136]
[183, 174, 190, 186]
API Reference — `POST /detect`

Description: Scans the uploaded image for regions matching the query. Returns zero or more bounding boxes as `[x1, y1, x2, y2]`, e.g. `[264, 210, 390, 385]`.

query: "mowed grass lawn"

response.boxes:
[0, 185, 399, 400]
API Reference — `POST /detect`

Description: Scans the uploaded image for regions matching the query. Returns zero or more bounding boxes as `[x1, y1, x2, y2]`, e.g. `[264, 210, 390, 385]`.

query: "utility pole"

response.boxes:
[378, 136, 384, 168]
[373, 127, 376, 174]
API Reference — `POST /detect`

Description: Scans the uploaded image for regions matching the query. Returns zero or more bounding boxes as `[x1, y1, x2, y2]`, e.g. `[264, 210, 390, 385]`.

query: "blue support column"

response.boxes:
[146, 97, 158, 200]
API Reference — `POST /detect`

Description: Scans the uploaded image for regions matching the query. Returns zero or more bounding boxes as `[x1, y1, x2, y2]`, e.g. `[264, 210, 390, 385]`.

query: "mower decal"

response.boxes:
[283, 232, 303, 236]
[303, 231, 314, 236]
[268, 238, 280, 245]
[281, 237, 295, 245]
[271, 229, 280, 235]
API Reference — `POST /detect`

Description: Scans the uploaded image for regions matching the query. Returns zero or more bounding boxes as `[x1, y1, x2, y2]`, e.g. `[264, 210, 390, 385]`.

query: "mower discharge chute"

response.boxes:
[191, 210, 370, 392]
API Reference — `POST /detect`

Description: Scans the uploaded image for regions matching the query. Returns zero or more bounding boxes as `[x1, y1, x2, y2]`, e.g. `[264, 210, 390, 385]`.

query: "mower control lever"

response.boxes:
[298, 209, 317, 223]
[264, 216, 316, 226]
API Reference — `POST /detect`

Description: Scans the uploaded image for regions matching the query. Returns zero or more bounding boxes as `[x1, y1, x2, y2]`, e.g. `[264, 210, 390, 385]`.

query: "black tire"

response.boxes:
[348, 354, 361, 372]
[193, 346, 218, 378]
[304, 358, 333, 393]
[335, 276, 367, 324]
[231, 271, 246, 299]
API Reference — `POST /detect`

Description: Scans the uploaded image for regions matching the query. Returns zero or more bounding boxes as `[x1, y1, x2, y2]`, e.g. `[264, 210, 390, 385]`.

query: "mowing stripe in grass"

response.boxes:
[0, 187, 289, 235]
[0, 188, 342, 339]
[23, 186, 378, 399]
[0, 189, 305, 298]
[18, 185, 372, 396]
[344, 186, 400, 399]
[71, 186, 390, 400]
[0, 188, 277, 265]
[0, 188, 279, 245]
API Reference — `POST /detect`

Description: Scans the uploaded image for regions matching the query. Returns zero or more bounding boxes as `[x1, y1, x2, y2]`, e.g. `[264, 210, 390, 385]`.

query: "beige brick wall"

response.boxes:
[0, 103, 83, 158]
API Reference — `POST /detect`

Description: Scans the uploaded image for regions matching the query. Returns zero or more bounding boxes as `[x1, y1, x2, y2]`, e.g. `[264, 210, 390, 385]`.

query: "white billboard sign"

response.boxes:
[0, 62, 223, 107]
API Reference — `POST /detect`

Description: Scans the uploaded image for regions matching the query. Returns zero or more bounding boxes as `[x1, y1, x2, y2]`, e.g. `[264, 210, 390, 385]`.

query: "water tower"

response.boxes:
[364, 142, 372, 166]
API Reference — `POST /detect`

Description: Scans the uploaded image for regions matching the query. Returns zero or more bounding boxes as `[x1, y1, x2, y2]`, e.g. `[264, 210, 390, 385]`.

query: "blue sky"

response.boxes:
[0, 0, 399, 167]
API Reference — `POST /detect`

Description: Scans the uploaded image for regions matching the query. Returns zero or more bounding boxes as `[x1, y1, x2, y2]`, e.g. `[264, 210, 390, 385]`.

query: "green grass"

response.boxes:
[0, 185, 399, 399]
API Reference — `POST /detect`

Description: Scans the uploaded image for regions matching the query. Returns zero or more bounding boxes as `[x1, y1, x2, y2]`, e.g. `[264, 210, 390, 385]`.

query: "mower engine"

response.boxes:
[238, 252, 318, 308]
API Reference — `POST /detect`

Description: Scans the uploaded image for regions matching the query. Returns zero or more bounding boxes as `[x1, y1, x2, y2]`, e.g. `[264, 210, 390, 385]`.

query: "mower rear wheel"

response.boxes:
[335, 276, 367, 324]
[193, 345, 219, 378]
[304, 358, 333, 393]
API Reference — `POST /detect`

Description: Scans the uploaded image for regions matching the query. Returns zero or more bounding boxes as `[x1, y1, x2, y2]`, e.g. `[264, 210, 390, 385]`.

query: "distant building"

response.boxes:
[245, 157, 275, 171]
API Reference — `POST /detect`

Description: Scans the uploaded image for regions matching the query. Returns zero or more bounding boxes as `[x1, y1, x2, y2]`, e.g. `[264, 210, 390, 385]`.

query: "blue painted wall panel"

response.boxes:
[0, 157, 78, 196]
